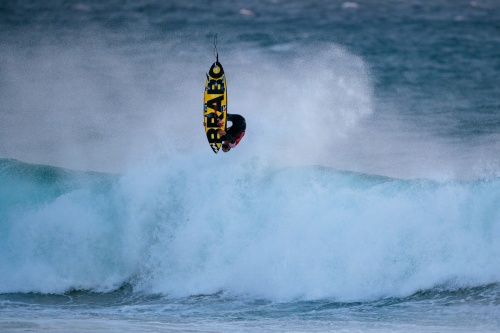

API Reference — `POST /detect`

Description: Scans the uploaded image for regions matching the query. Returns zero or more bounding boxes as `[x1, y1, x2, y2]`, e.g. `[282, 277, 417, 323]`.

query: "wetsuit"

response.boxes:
[221, 114, 246, 148]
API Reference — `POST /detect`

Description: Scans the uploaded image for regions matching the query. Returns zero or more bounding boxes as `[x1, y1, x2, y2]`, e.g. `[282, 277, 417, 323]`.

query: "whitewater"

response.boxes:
[1, 156, 500, 300]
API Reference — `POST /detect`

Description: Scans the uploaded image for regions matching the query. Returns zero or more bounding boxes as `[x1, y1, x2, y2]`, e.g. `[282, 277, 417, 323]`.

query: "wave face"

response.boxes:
[1, 158, 499, 301]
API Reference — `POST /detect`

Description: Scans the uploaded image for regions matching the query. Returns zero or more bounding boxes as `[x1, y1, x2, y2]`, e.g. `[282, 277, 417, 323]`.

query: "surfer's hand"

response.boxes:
[218, 129, 226, 136]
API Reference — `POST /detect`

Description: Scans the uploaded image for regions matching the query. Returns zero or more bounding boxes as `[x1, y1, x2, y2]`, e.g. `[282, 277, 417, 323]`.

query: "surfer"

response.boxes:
[218, 113, 246, 152]
[204, 103, 246, 152]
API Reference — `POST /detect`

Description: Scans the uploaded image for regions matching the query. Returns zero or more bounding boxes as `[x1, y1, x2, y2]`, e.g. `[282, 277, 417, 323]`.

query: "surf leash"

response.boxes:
[214, 34, 219, 65]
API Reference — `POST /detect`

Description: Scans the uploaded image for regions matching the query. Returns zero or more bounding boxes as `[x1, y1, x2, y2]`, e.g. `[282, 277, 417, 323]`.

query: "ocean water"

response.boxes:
[1, 0, 499, 332]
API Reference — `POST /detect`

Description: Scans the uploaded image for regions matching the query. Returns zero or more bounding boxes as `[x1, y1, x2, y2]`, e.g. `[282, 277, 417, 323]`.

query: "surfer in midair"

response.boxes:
[218, 113, 246, 152]
[204, 103, 246, 152]
[203, 35, 246, 152]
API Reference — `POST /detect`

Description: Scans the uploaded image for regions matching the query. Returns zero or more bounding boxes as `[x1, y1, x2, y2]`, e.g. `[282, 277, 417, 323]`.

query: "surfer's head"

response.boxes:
[222, 143, 231, 153]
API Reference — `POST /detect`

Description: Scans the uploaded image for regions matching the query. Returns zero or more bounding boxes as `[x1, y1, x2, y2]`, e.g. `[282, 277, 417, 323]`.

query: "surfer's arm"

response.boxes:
[219, 130, 235, 143]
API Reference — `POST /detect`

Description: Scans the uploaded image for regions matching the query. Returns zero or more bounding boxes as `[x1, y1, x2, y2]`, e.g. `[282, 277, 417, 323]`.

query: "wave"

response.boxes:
[1, 158, 499, 301]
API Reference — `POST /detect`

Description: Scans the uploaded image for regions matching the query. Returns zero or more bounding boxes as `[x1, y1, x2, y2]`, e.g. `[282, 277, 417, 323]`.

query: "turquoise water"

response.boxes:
[1, 0, 499, 332]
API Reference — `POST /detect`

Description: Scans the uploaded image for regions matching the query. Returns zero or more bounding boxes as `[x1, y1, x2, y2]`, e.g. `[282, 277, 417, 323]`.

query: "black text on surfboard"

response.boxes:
[206, 96, 224, 113]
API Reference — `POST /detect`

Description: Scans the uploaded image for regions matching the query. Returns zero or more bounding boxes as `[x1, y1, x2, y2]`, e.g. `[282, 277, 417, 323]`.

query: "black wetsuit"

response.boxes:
[221, 114, 246, 144]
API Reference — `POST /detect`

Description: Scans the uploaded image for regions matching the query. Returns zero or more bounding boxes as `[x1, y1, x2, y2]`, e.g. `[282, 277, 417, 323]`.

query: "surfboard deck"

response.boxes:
[203, 61, 227, 154]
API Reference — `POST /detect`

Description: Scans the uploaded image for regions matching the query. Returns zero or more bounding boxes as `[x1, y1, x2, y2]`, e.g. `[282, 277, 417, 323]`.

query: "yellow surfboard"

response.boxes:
[203, 61, 227, 154]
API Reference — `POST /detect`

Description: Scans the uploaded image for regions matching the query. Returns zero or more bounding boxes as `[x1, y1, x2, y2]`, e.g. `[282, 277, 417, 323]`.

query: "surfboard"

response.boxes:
[203, 61, 227, 154]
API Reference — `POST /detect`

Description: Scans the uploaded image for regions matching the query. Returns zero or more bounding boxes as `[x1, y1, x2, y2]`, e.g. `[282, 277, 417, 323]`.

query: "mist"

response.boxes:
[1, 31, 498, 180]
